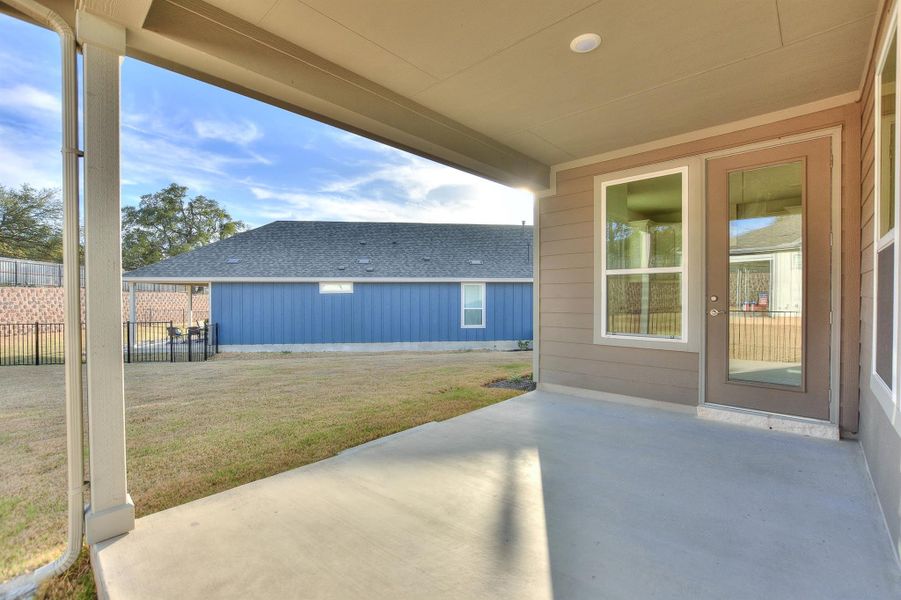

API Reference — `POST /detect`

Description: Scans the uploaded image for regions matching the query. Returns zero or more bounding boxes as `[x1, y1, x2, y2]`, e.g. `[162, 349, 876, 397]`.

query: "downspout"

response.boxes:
[0, 0, 83, 596]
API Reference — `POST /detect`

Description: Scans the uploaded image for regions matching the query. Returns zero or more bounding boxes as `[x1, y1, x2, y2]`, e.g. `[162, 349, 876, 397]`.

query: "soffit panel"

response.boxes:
[293, 0, 599, 80]
[502, 130, 576, 166]
[413, 0, 783, 138]
[776, 0, 880, 44]
[256, 0, 438, 96]
[203, 0, 278, 24]
[532, 17, 872, 158]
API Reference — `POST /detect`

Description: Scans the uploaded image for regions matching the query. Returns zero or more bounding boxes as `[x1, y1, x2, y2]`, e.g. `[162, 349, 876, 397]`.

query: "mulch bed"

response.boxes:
[486, 377, 536, 391]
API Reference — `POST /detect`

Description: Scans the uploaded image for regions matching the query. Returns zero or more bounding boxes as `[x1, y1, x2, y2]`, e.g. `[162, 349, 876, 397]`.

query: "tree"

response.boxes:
[121, 183, 245, 270]
[0, 184, 63, 261]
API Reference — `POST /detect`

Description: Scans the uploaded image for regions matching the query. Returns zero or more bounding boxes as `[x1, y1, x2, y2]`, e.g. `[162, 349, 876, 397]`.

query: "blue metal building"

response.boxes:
[125, 221, 534, 352]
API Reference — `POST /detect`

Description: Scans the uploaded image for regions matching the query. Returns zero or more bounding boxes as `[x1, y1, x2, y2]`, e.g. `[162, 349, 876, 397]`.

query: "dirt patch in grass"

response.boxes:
[1, 350, 532, 591]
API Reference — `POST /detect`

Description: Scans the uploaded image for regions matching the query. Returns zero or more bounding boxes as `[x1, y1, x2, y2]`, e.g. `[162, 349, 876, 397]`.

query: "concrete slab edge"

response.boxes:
[339, 421, 440, 457]
[698, 404, 839, 440]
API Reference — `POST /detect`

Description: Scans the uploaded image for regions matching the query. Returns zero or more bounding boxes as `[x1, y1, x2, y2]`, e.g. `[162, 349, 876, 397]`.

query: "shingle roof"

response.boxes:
[125, 221, 534, 280]
[730, 214, 801, 255]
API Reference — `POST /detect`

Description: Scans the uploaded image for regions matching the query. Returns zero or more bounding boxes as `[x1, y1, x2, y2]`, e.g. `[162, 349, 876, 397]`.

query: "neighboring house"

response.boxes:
[729, 211, 803, 313]
[124, 221, 533, 352]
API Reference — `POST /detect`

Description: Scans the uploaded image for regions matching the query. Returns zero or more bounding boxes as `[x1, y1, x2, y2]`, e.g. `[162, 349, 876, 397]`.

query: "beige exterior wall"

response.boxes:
[857, 0, 901, 557]
[538, 103, 862, 423]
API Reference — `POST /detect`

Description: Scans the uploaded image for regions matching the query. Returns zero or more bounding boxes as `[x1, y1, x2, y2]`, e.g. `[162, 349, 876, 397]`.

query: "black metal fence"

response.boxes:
[729, 310, 802, 363]
[0, 256, 186, 291]
[0, 321, 218, 366]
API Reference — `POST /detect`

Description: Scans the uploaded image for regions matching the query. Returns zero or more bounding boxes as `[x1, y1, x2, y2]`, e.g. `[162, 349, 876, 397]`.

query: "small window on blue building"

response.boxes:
[461, 283, 486, 328]
[319, 282, 353, 294]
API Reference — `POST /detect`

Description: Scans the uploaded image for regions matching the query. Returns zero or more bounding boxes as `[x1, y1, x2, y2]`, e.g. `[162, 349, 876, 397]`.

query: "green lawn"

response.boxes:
[0, 350, 532, 595]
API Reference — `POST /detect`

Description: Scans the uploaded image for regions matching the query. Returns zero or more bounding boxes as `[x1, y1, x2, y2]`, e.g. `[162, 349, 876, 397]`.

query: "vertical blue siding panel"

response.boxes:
[214, 281, 533, 345]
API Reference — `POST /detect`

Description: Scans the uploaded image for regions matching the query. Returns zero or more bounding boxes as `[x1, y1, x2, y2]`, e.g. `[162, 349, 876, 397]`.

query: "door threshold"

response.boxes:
[698, 403, 839, 440]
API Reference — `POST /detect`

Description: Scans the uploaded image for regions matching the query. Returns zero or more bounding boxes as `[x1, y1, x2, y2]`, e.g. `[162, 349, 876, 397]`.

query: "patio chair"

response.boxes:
[166, 326, 186, 343]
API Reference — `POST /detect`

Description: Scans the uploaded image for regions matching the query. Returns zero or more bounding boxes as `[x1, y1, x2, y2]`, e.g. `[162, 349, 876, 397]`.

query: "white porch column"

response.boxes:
[78, 10, 134, 544]
[186, 285, 193, 325]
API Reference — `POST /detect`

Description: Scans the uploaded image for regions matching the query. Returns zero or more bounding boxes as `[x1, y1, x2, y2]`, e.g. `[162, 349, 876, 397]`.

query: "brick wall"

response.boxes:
[0, 286, 210, 324]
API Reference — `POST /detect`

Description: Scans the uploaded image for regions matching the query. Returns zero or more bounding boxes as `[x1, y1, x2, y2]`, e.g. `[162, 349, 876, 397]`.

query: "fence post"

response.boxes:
[34, 321, 40, 366]
[215, 323, 219, 354]
[187, 329, 193, 362]
[169, 320, 174, 363]
[203, 323, 208, 360]
[125, 321, 131, 364]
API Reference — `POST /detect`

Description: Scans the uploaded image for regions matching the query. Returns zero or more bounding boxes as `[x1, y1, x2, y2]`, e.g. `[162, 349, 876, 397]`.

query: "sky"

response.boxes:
[0, 13, 533, 229]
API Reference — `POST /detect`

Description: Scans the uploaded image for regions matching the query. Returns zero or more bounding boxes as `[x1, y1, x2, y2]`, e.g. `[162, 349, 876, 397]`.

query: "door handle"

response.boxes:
[708, 309, 721, 317]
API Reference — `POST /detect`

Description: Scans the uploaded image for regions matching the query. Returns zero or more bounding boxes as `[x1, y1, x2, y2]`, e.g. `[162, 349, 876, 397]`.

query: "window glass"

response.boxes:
[462, 284, 484, 327]
[602, 169, 685, 341]
[876, 249, 895, 387]
[605, 173, 682, 269]
[606, 273, 681, 338]
[319, 282, 353, 294]
[880, 35, 897, 239]
[463, 284, 483, 308]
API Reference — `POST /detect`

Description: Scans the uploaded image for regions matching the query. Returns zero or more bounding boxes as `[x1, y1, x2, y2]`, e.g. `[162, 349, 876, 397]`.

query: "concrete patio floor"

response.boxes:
[92, 390, 901, 599]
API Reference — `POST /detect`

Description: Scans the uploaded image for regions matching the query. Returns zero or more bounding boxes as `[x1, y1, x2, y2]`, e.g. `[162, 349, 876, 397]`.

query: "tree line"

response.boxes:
[0, 182, 244, 270]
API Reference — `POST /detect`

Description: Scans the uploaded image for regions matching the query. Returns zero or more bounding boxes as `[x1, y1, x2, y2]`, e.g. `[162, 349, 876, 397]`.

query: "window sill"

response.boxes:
[868, 372, 899, 429]
[593, 331, 697, 353]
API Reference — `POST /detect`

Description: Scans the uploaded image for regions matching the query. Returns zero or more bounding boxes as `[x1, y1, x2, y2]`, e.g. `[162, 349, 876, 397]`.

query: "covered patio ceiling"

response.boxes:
[2, 0, 879, 189]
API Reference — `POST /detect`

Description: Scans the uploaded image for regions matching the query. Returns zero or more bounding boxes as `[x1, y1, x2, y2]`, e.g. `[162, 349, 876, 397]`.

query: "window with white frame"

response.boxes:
[319, 282, 353, 294]
[461, 283, 486, 328]
[596, 166, 688, 344]
[874, 20, 900, 397]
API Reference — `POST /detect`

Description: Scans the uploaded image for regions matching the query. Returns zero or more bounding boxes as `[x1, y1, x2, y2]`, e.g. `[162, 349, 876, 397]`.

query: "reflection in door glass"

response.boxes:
[727, 161, 803, 387]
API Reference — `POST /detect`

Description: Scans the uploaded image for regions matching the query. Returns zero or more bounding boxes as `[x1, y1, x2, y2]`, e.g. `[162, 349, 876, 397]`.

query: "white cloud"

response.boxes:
[119, 112, 272, 199]
[0, 84, 60, 115]
[249, 169, 534, 226]
[193, 118, 262, 145]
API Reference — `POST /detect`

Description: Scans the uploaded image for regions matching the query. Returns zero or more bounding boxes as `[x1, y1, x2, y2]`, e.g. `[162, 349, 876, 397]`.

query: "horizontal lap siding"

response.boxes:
[857, 0, 901, 556]
[538, 183, 699, 405]
[212, 282, 532, 344]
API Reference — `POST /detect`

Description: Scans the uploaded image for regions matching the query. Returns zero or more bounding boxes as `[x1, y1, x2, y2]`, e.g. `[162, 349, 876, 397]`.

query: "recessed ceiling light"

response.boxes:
[570, 33, 601, 54]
